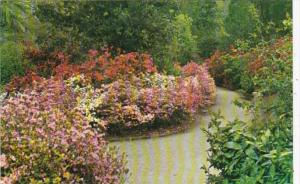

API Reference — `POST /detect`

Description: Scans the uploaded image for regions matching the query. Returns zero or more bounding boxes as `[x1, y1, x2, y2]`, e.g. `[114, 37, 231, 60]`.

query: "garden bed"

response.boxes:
[106, 119, 192, 141]
[0, 51, 216, 183]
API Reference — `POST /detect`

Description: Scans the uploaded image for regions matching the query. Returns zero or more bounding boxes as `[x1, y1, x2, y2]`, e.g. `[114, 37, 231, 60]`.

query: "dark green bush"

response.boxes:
[0, 41, 26, 85]
[34, 1, 178, 66]
[206, 51, 250, 91]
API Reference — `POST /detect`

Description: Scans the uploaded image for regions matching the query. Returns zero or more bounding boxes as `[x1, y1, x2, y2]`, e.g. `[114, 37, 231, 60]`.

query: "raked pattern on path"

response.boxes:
[110, 87, 250, 184]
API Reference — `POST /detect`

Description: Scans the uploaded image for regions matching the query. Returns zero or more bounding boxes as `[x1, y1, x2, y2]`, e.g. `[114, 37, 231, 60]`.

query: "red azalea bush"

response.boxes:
[5, 71, 43, 94]
[7, 47, 156, 93]
[0, 79, 128, 184]
[53, 51, 156, 82]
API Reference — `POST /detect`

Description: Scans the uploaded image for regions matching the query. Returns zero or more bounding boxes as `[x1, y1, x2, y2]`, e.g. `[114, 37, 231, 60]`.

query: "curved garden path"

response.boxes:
[110, 87, 250, 184]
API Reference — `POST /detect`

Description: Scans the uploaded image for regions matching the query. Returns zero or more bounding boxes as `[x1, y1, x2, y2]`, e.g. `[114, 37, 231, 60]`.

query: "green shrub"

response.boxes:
[206, 50, 249, 90]
[190, 0, 219, 57]
[206, 36, 291, 94]
[203, 112, 292, 184]
[0, 41, 26, 85]
[34, 1, 177, 66]
[239, 73, 255, 94]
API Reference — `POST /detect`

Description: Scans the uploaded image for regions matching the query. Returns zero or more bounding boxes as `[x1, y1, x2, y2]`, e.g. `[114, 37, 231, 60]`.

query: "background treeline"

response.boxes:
[0, 0, 292, 86]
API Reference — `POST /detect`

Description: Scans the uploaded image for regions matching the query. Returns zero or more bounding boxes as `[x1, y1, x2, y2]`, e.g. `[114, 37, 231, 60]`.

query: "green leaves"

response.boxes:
[35, 1, 179, 67]
[204, 99, 292, 184]
[224, 142, 242, 150]
[245, 148, 258, 160]
[0, 0, 39, 41]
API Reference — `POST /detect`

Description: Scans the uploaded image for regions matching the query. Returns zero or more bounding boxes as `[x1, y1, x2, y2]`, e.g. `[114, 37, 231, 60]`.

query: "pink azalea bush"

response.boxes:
[181, 62, 216, 104]
[70, 62, 216, 133]
[0, 79, 128, 184]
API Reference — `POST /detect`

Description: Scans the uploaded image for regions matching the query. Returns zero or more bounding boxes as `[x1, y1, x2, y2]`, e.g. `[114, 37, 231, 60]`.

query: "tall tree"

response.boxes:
[223, 0, 262, 45]
[35, 1, 178, 65]
[179, 0, 219, 57]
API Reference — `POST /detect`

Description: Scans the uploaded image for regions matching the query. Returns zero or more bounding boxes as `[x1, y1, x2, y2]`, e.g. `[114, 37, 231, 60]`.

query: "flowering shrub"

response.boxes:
[181, 62, 216, 104]
[1, 45, 216, 181]
[0, 79, 128, 184]
[5, 70, 43, 93]
[7, 49, 156, 93]
[54, 51, 157, 83]
[68, 62, 216, 134]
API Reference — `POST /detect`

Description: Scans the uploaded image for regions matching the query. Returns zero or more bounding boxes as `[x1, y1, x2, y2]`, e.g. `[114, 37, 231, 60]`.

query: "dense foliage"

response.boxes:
[186, 0, 219, 57]
[206, 36, 292, 94]
[0, 51, 216, 183]
[0, 1, 293, 183]
[0, 0, 292, 79]
[64, 62, 216, 135]
[8, 0, 288, 73]
[0, 0, 39, 42]
[203, 36, 292, 183]
[34, 1, 180, 71]
[166, 14, 197, 65]
[0, 79, 128, 184]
